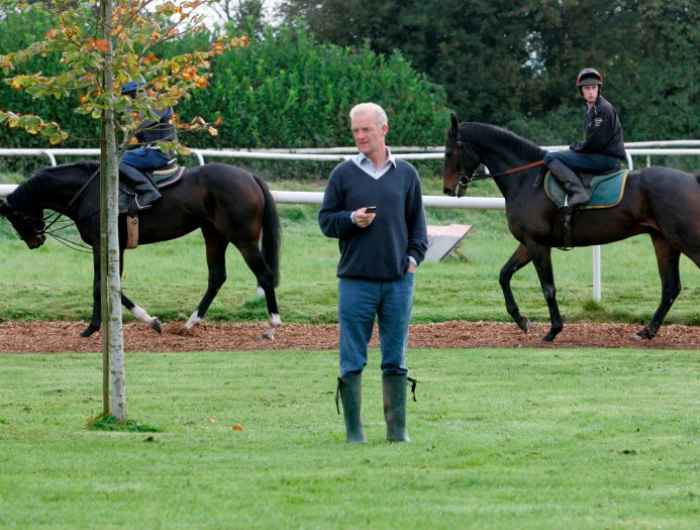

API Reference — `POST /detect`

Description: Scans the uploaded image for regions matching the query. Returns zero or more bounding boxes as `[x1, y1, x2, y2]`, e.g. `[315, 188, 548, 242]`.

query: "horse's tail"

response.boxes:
[253, 174, 281, 287]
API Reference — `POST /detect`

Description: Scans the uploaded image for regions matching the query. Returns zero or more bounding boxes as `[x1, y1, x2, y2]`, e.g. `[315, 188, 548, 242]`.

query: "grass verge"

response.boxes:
[1, 347, 699, 529]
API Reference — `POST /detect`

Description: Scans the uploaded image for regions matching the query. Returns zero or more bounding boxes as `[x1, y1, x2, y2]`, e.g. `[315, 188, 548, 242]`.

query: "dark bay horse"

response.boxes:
[443, 115, 700, 341]
[0, 161, 281, 338]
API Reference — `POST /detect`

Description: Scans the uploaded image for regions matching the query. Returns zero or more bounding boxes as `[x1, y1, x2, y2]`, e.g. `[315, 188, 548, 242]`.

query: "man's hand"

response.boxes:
[352, 207, 376, 228]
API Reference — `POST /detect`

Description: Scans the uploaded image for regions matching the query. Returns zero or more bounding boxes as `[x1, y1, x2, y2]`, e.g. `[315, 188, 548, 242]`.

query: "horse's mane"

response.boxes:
[30, 160, 99, 181]
[8, 160, 99, 211]
[462, 122, 545, 161]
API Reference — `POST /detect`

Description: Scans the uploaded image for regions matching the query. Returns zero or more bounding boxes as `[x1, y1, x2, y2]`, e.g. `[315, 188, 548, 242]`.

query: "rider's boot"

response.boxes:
[336, 373, 366, 443]
[119, 163, 162, 210]
[547, 159, 591, 246]
[548, 159, 591, 208]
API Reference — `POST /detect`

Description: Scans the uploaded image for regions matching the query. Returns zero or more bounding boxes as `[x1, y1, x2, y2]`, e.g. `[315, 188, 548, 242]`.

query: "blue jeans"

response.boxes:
[338, 275, 415, 377]
[544, 149, 620, 173]
[122, 147, 171, 171]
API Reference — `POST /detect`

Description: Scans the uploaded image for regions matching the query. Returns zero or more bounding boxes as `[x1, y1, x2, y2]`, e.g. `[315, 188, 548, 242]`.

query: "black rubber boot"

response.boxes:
[382, 373, 409, 442]
[336, 374, 366, 443]
[547, 159, 591, 208]
[119, 163, 162, 210]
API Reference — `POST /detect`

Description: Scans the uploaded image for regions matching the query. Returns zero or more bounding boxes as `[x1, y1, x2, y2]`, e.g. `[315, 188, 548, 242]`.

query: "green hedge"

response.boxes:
[180, 27, 449, 149]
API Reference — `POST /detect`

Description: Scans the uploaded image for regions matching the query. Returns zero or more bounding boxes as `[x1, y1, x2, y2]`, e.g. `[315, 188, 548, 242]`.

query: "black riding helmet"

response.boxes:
[576, 67, 603, 94]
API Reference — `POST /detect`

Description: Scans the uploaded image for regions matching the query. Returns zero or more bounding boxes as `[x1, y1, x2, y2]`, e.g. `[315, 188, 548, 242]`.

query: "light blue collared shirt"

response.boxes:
[351, 148, 397, 179]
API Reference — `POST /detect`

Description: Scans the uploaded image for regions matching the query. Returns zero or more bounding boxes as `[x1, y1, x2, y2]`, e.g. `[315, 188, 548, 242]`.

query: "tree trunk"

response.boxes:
[99, 0, 127, 421]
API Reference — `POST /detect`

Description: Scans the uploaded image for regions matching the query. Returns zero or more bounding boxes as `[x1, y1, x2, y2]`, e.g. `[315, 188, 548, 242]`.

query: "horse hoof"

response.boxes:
[262, 328, 275, 340]
[636, 328, 654, 340]
[542, 330, 559, 342]
[151, 318, 162, 334]
[80, 324, 99, 337]
[517, 317, 529, 333]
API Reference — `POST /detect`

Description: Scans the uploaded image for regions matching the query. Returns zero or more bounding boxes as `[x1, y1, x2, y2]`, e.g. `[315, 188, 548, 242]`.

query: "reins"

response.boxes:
[34, 169, 99, 253]
[489, 159, 545, 179]
[67, 169, 99, 209]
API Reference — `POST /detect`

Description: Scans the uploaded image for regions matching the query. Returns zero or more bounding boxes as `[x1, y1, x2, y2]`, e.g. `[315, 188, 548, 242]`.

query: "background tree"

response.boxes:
[213, 0, 266, 36]
[279, 0, 700, 144]
[279, 0, 535, 123]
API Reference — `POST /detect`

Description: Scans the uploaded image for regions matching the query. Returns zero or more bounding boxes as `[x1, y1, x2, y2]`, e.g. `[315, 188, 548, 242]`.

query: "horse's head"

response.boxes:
[443, 113, 482, 197]
[0, 198, 46, 249]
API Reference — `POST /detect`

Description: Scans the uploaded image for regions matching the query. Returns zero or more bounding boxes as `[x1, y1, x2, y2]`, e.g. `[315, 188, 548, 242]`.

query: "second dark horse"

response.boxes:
[0, 161, 281, 338]
[443, 115, 700, 341]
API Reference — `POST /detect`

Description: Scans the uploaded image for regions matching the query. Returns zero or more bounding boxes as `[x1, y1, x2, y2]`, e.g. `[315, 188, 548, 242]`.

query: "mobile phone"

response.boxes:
[365, 206, 377, 213]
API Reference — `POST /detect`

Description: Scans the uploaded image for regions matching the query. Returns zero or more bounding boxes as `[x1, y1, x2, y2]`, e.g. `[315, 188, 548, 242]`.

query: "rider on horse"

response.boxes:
[543, 68, 626, 243]
[120, 80, 177, 209]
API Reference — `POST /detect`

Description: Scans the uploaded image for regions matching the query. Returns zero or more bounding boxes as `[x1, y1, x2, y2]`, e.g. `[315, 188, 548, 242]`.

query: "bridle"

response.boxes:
[455, 137, 480, 188]
[452, 133, 544, 195]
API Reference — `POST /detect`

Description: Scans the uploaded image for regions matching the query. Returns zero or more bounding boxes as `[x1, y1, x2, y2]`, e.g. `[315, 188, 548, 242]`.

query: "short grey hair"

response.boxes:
[349, 102, 388, 127]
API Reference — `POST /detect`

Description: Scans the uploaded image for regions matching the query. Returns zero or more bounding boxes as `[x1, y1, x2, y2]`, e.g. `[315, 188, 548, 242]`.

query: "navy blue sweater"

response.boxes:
[319, 159, 428, 280]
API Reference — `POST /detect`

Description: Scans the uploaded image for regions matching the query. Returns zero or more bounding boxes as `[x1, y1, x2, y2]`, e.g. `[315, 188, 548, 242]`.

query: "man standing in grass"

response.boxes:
[319, 102, 428, 443]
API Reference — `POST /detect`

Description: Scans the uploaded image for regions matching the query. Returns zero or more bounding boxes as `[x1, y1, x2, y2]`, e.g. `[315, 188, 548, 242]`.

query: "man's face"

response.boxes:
[582, 84, 599, 104]
[351, 111, 388, 158]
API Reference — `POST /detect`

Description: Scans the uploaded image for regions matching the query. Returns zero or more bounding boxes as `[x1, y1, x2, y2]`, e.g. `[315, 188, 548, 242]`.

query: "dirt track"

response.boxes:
[2, 320, 700, 353]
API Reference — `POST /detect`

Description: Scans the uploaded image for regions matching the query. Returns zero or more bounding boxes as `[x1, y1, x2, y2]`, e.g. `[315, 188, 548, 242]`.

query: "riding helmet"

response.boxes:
[576, 67, 603, 87]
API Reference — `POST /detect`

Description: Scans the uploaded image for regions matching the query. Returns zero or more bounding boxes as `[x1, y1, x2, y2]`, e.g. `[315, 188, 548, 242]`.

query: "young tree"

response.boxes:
[0, 0, 246, 420]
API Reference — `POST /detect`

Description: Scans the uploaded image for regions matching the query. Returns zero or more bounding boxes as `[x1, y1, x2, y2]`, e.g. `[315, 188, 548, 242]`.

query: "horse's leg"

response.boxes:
[185, 226, 228, 330]
[638, 234, 681, 339]
[236, 240, 281, 339]
[118, 249, 162, 333]
[121, 292, 162, 333]
[499, 243, 533, 333]
[81, 247, 102, 337]
[527, 243, 564, 342]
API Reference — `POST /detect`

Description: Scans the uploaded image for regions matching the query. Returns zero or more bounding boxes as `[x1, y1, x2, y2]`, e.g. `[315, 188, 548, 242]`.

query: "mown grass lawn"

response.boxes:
[1, 347, 699, 529]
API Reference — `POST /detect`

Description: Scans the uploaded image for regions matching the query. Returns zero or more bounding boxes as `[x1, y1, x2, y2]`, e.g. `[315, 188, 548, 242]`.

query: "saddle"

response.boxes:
[119, 162, 185, 249]
[118, 162, 184, 214]
[544, 168, 629, 209]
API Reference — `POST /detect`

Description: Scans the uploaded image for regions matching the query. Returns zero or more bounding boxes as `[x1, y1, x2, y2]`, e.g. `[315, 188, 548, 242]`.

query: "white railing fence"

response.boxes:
[2, 143, 700, 303]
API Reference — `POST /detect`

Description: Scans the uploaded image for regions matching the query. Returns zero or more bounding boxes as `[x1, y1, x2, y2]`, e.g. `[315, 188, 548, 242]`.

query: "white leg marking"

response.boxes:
[270, 313, 282, 327]
[185, 310, 202, 330]
[132, 305, 153, 324]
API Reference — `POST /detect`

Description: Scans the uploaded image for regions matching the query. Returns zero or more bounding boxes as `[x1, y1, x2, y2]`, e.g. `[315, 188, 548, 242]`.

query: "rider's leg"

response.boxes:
[544, 151, 591, 208]
[544, 151, 589, 247]
[120, 148, 164, 209]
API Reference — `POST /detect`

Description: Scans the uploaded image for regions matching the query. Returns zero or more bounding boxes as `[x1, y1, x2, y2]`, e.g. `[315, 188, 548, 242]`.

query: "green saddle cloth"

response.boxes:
[544, 169, 628, 209]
